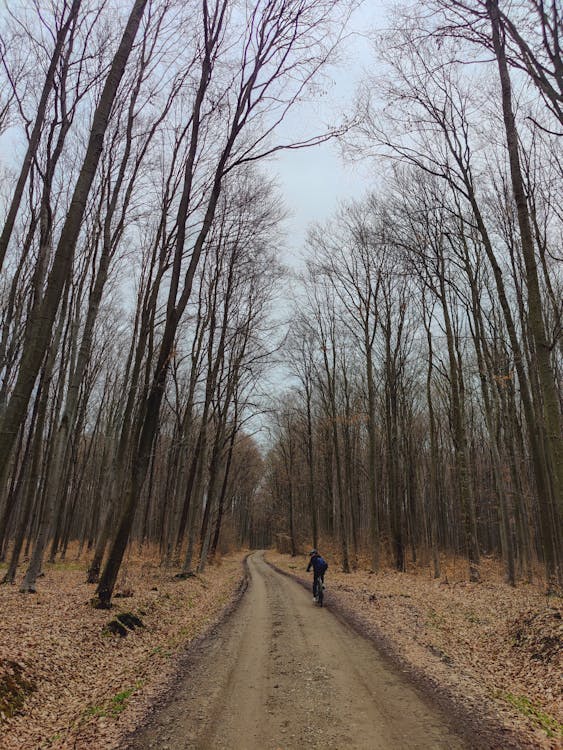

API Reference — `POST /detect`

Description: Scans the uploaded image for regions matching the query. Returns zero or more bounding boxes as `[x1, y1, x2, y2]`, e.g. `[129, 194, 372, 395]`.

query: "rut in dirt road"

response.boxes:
[127, 552, 467, 750]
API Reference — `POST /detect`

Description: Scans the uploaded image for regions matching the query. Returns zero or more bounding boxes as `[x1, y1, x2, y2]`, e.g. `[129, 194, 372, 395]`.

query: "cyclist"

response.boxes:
[307, 549, 328, 602]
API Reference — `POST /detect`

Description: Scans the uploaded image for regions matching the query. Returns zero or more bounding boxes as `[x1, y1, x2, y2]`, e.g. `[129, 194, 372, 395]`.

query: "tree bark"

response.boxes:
[0, 0, 149, 486]
[488, 0, 562, 585]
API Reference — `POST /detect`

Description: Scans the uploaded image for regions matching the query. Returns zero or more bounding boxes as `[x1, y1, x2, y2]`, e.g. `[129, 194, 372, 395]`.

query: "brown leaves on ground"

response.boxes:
[0, 546, 246, 749]
[268, 551, 563, 750]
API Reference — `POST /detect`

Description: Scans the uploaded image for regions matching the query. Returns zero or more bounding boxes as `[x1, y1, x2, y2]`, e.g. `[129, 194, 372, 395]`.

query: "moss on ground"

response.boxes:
[85, 683, 141, 718]
[503, 692, 563, 739]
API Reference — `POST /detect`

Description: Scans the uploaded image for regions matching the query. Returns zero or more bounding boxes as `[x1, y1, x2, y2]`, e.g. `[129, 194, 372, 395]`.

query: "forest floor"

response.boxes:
[1, 546, 561, 750]
[267, 550, 563, 750]
[0, 545, 247, 750]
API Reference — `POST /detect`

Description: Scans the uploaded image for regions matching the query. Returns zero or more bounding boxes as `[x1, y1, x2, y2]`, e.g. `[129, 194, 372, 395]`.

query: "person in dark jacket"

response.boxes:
[306, 549, 328, 601]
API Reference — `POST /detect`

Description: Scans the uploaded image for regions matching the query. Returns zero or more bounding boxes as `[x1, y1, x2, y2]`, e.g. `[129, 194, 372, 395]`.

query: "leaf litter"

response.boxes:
[0, 545, 246, 749]
[2, 546, 560, 750]
[268, 550, 562, 750]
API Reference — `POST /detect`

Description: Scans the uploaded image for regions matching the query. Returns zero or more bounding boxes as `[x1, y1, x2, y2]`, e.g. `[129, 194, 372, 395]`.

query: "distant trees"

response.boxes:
[265, 0, 561, 587]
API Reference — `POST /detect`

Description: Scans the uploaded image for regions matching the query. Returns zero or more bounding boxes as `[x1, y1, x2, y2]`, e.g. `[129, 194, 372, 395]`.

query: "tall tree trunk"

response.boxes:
[305, 381, 318, 549]
[0, 0, 149, 486]
[422, 300, 441, 579]
[366, 348, 380, 571]
[20, 284, 71, 592]
[2, 370, 48, 583]
[439, 271, 480, 582]
[325, 363, 350, 573]
[181, 432, 209, 577]
[209, 423, 237, 561]
[488, 0, 562, 585]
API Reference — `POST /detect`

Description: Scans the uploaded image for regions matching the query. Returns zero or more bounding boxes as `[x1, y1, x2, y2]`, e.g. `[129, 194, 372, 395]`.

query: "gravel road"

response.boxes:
[126, 551, 466, 749]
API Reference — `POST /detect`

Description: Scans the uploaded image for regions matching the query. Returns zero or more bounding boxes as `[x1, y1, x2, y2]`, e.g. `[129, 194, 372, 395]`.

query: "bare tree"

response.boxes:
[0, 0, 150, 488]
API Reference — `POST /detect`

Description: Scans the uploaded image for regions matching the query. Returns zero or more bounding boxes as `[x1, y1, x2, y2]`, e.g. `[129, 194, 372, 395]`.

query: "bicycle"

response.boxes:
[313, 575, 325, 607]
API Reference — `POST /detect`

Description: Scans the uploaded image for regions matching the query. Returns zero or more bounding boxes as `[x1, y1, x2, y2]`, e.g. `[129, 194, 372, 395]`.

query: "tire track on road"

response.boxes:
[126, 551, 466, 750]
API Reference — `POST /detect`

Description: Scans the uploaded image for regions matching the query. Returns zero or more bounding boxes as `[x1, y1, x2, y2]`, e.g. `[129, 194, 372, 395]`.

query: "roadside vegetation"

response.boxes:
[0, 546, 246, 749]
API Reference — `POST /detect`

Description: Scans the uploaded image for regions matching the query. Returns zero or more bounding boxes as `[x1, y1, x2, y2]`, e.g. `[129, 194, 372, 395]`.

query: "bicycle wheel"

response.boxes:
[317, 578, 324, 607]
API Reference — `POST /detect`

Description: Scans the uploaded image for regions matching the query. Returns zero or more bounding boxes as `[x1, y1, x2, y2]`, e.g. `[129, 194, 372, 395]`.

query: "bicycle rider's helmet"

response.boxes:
[309, 549, 317, 556]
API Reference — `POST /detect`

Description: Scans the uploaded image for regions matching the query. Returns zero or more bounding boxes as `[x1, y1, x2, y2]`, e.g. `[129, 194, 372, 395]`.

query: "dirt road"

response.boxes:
[127, 552, 466, 749]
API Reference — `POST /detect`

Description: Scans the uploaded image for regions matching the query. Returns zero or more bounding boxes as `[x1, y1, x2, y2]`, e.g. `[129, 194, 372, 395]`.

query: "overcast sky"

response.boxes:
[271, 2, 388, 267]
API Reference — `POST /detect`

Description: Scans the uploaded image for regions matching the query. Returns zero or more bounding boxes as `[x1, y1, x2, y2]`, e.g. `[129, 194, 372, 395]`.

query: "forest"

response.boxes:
[262, 3, 562, 592]
[0, 1, 561, 746]
[0, 0, 563, 606]
[1, 0, 560, 598]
